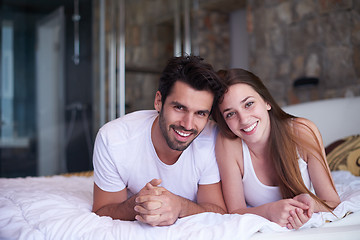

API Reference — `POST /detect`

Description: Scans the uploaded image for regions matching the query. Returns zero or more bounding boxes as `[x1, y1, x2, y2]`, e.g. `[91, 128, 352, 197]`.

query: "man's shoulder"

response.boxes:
[194, 120, 218, 143]
[101, 110, 156, 128]
[98, 110, 156, 145]
[186, 120, 218, 169]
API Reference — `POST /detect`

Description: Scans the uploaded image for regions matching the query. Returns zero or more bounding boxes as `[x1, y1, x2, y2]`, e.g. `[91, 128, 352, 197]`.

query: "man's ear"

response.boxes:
[154, 91, 162, 112]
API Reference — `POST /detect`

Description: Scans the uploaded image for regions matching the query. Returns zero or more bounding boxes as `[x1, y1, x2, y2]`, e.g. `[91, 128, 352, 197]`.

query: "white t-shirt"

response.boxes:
[93, 110, 220, 202]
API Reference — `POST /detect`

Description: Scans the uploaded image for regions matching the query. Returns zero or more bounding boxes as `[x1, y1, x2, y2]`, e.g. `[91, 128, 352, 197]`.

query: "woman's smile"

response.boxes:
[242, 121, 258, 134]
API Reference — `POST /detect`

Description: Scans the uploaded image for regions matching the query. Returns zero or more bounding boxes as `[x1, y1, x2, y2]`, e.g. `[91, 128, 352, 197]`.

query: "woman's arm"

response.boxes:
[215, 133, 246, 213]
[215, 133, 309, 227]
[295, 118, 341, 212]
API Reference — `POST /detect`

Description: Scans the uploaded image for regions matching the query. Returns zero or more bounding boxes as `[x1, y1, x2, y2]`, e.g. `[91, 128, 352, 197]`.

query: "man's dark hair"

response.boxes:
[158, 55, 225, 112]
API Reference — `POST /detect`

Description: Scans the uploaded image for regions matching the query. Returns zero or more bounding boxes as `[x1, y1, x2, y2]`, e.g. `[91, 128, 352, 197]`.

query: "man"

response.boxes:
[92, 55, 226, 226]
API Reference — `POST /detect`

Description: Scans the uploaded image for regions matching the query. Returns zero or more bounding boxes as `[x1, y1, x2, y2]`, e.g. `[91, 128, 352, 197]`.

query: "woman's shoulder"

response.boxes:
[216, 131, 242, 147]
[215, 132, 244, 171]
[216, 132, 243, 156]
[292, 117, 323, 147]
[292, 117, 319, 134]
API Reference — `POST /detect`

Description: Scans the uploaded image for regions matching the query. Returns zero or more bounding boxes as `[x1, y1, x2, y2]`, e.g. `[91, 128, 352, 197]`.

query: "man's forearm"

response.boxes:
[179, 196, 226, 218]
[95, 195, 137, 221]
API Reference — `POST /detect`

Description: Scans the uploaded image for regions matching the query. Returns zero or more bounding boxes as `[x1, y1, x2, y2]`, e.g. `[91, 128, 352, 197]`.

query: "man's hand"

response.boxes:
[134, 179, 165, 225]
[135, 181, 183, 226]
[137, 179, 165, 199]
[134, 180, 225, 227]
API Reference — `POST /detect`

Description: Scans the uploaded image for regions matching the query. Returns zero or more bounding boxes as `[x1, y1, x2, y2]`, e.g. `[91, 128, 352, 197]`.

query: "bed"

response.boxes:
[1, 97, 360, 240]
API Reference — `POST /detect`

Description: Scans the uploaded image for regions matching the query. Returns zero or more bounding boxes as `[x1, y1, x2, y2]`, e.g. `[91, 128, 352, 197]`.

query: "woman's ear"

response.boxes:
[266, 102, 271, 111]
[154, 91, 162, 112]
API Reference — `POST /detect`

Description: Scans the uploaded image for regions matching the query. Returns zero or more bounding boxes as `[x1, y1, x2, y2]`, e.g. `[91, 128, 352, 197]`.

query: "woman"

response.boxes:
[212, 69, 340, 229]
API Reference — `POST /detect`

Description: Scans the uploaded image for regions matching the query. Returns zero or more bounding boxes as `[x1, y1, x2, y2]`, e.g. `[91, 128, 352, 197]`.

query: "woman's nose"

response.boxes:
[237, 111, 248, 125]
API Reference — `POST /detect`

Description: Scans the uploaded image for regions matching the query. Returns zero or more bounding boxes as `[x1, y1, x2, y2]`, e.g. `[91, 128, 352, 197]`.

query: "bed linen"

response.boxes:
[0, 170, 360, 240]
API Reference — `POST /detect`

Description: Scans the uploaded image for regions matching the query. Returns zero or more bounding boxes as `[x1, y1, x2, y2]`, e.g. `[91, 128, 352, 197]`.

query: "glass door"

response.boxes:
[0, 5, 39, 177]
[0, 0, 94, 177]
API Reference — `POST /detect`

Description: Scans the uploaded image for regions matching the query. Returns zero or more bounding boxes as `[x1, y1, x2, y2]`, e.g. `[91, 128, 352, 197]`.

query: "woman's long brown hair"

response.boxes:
[212, 69, 336, 211]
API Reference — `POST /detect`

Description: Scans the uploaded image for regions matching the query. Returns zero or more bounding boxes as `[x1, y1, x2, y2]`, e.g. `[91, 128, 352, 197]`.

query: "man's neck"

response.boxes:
[151, 116, 182, 165]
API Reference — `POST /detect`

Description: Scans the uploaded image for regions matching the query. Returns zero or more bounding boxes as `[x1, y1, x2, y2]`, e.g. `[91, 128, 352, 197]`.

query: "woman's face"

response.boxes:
[219, 83, 271, 144]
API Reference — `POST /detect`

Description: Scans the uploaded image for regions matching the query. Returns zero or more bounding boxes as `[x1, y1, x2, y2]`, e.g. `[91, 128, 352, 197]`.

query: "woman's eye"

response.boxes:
[245, 101, 254, 108]
[225, 112, 235, 119]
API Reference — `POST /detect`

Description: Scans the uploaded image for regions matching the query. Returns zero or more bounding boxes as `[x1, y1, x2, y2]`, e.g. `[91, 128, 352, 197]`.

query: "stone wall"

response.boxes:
[124, 1, 230, 112]
[93, 0, 359, 120]
[247, 0, 360, 105]
[123, 0, 174, 113]
[92, 0, 231, 119]
[194, 9, 230, 71]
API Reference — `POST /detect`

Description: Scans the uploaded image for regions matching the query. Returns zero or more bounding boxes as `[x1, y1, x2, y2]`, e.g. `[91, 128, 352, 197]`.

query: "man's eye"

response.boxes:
[175, 106, 183, 110]
[197, 111, 207, 117]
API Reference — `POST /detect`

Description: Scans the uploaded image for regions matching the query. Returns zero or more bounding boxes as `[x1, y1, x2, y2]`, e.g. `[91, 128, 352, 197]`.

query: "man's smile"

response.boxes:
[174, 129, 191, 137]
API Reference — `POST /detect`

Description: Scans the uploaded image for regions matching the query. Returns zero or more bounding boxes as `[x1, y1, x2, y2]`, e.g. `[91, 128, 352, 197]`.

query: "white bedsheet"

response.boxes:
[0, 171, 359, 240]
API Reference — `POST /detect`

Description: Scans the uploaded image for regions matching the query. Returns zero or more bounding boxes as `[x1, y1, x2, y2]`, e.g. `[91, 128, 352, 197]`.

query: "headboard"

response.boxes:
[282, 97, 360, 147]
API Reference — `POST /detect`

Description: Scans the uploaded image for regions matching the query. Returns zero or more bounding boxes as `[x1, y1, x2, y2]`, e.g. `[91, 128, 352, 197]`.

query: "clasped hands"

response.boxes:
[134, 179, 182, 226]
[268, 193, 315, 230]
[134, 181, 315, 229]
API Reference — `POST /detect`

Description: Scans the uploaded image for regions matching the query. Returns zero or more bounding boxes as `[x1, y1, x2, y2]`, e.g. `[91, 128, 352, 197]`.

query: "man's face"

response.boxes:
[155, 81, 214, 151]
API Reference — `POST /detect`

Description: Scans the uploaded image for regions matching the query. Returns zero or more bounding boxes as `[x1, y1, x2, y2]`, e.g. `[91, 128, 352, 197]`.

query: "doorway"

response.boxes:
[35, 7, 66, 176]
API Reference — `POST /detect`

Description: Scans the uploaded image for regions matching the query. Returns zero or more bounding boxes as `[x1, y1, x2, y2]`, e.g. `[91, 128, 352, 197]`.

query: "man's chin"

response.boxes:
[169, 144, 188, 151]
[168, 140, 192, 151]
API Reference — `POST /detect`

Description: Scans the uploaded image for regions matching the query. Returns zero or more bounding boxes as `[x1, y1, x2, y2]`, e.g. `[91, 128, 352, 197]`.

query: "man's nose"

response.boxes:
[180, 113, 194, 131]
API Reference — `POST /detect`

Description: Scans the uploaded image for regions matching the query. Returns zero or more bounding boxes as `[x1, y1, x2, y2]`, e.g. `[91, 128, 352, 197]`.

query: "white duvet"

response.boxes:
[0, 171, 360, 240]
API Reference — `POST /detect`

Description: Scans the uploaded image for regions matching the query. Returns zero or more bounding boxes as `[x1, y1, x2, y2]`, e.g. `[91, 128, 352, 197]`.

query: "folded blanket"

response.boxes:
[0, 171, 359, 240]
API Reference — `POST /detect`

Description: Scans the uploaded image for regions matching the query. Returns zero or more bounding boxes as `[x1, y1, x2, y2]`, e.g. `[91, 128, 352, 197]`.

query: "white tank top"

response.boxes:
[242, 141, 314, 207]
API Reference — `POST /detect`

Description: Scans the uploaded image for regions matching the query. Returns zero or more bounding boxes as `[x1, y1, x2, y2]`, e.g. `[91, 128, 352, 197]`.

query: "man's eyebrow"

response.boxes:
[171, 101, 210, 114]
[170, 101, 189, 111]
[171, 101, 186, 108]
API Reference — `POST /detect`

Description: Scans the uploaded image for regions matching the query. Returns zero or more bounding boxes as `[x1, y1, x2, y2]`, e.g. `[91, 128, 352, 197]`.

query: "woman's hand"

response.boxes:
[293, 193, 315, 217]
[265, 199, 309, 227]
[286, 193, 315, 229]
[286, 207, 310, 229]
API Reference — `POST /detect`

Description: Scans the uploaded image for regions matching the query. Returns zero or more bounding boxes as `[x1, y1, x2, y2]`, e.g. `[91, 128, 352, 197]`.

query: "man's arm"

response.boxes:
[135, 181, 226, 226]
[92, 183, 137, 220]
[92, 179, 163, 221]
